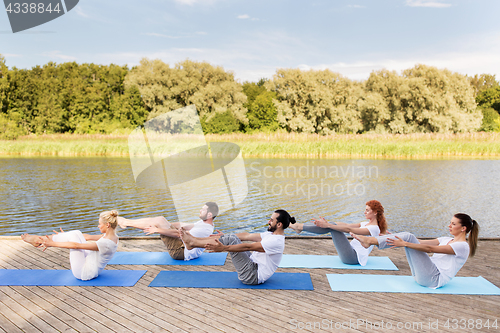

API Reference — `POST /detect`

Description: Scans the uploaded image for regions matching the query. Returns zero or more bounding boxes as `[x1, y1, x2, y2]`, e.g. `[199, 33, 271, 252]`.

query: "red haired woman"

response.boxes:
[290, 200, 387, 266]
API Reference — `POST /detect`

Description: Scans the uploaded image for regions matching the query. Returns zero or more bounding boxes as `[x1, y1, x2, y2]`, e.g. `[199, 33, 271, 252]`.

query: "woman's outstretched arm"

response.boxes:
[417, 239, 440, 245]
[388, 236, 455, 254]
[42, 236, 99, 251]
[312, 217, 369, 234]
[51, 228, 103, 242]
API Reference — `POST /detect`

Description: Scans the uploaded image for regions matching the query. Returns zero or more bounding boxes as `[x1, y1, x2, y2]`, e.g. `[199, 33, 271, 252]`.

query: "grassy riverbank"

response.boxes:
[1, 132, 499, 158]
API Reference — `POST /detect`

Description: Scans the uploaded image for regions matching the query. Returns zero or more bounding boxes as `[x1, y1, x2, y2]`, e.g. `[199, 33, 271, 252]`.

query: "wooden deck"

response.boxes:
[0, 237, 499, 333]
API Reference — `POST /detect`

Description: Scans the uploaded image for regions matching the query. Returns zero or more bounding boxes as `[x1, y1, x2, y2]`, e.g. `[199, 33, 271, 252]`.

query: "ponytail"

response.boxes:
[275, 209, 296, 229]
[454, 213, 479, 257]
[468, 219, 479, 257]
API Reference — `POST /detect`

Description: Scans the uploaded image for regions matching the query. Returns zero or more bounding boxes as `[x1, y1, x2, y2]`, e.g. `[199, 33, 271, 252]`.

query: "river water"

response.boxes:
[0, 156, 498, 238]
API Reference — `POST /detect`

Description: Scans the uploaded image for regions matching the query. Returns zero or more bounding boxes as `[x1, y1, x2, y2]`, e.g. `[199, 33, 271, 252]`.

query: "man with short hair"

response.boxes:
[117, 202, 219, 261]
[180, 209, 295, 284]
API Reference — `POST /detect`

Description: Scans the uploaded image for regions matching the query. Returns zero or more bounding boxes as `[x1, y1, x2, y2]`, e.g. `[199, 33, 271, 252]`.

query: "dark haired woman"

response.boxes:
[290, 200, 387, 266]
[352, 213, 478, 288]
[21, 210, 119, 281]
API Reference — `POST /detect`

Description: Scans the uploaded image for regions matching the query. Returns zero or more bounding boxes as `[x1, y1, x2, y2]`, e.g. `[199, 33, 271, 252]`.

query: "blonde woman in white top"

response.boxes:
[21, 210, 119, 281]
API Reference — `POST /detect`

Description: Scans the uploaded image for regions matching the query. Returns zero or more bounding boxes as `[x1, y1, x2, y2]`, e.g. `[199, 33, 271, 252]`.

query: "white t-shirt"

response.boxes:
[183, 220, 214, 260]
[249, 231, 285, 284]
[430, 237, 470, 288]
[80, 237, 118, 281]
[350, 222, 381, 266]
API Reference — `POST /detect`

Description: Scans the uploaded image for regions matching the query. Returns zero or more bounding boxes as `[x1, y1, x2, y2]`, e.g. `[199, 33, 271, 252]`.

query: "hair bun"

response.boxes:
[290, 217, 296, 224]
[110, 210, 119, 217]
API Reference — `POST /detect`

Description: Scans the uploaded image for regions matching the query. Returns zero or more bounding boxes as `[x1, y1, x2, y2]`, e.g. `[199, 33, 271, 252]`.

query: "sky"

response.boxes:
[1, 0, 500, 83]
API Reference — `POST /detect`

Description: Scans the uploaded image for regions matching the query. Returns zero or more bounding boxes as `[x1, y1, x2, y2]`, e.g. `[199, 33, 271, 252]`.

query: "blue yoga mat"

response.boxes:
[280, 255, 398, 270]
[107, 252, 227, 265]
[149, 271, 314, 290]
[0, 269, 146, 286]
[326, 274, 500, 295]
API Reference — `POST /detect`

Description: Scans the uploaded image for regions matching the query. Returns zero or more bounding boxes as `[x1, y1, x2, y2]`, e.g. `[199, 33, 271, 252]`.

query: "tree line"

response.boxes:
[0, 54, 499, 139]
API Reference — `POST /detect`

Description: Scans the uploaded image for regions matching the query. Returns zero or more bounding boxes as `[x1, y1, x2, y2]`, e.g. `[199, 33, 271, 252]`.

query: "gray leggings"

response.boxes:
[377, 232, 440, 288]
[303, 222, 359, 265]
[219, 234, 259, 285]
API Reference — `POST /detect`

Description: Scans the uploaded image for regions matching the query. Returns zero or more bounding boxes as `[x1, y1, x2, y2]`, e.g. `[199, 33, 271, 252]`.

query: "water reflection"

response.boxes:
[0, 157, 498, 238]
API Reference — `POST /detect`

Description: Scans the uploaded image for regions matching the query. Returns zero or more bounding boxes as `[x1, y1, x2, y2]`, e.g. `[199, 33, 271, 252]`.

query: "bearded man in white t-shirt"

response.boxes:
[180, 209, 296, 285]
[117, 202, 218, 261]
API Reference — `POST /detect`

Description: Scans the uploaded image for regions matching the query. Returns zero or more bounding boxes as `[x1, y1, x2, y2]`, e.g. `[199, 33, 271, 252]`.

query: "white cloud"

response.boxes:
[3, 53, 23, 58]
[41, 51, 77, 61]
[174, 0, 198, 5]
[237, 14, 259, 20]
[406, 0, 452, 8]
[295, 49, 500, 82]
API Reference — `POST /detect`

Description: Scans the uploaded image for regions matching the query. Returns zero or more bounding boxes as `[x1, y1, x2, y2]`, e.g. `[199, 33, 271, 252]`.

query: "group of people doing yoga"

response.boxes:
[21, 200, 479, 289]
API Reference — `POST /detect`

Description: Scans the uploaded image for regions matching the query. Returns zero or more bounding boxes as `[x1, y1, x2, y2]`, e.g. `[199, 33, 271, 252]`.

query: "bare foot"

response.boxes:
[21, 233, 43, 247]
[117, 216, 127, 229]
[350, 232, 373, 249]
[289, 223, 303, 234]
[179, 227, 195, 250]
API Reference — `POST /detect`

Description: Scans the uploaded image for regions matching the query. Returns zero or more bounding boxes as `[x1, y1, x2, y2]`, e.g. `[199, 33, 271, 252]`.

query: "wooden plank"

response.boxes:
[0, 237, 498, 333]
[37, 286, 117, 333]
[1, 287, 76, 333]
[0, 290, 53, 332]
[0, 310, 24, 333]
[15, 286, 94, 333]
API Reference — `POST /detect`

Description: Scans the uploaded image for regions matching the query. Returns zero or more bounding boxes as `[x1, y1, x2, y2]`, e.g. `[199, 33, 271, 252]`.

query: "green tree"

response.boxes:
[242, 79, 278, 131]
[0, 113, 26, 139]
[124, 58, 248, 133]
[110, 85, 148, 128]
[242, 78, 267, 106]
[479, 107, 500, 132]
[362, 65, 481, 133]
[476, 86, 500, 113]
[0, 55, 8, 115]
[0, 61, 146, 136]
[3, 67, 37, 134]
[468, 74, 499, 96]
[266, 68, 362, 134]
[202, 110, 240, 134]
[247, 90, 278, 131]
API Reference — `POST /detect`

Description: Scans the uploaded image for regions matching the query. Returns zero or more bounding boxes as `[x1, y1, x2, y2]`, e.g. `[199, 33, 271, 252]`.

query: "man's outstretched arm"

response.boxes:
[206, 239, 265, 253]
[143, 226, 181, 238]
[169, 222, 195, 230]
[234, 233, 262, 242]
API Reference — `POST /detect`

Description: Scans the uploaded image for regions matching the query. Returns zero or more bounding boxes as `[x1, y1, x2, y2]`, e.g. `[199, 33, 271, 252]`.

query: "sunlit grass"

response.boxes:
[1, 132, 499, 159]
[208, 132, 500, 158]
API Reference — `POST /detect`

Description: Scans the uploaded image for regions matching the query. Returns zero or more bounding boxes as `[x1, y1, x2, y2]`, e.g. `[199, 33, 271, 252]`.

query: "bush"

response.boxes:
[0, 113, 26, 140]
[201, 110, 241, 134]
[479, 107, 500, 132]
